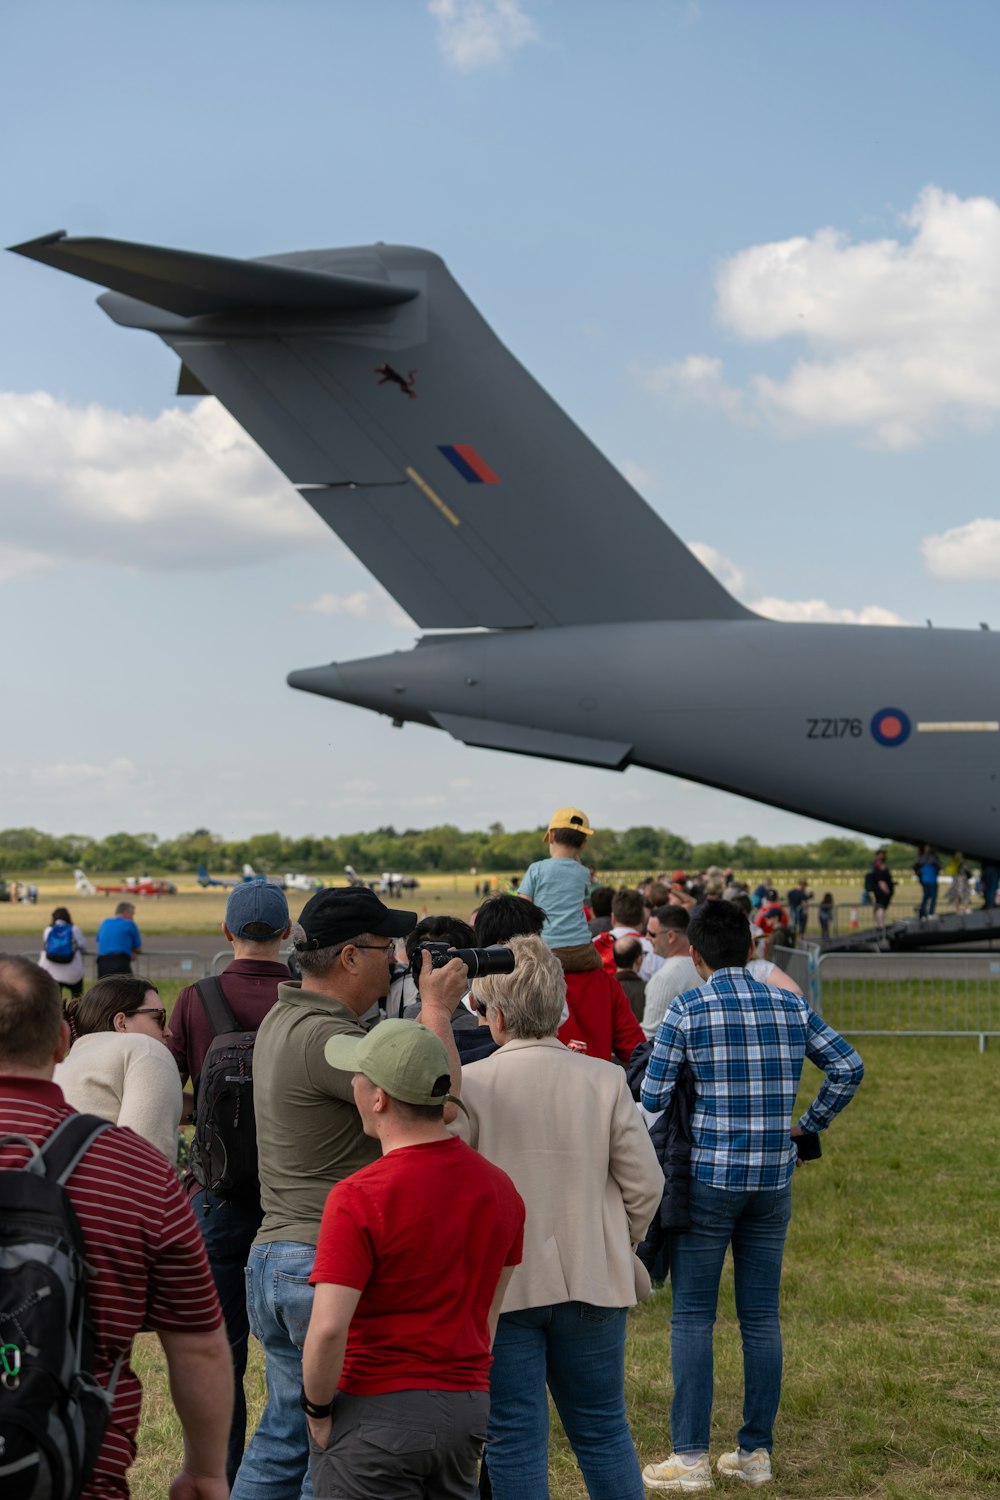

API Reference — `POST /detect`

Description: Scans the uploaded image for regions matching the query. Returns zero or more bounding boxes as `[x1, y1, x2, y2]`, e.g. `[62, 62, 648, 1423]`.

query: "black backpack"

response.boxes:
[0, 1114, 123, 1500]
[188, 978, 259, 1201]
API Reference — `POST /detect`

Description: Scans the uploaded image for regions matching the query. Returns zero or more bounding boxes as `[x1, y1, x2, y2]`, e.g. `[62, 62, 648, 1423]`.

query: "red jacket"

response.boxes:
[558, 969, 645, 1064]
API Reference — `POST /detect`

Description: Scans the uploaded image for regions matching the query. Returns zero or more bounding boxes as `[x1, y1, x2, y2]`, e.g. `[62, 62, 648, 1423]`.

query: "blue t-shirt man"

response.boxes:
[96, 906, 143, 976]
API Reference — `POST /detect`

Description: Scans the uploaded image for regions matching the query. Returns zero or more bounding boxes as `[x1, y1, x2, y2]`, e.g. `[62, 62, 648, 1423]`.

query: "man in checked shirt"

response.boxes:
[639, 902, 863, 1493]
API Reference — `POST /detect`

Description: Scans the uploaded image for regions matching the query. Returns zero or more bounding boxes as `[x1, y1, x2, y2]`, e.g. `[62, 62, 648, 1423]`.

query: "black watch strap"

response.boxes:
[299, 1388, 335, 1419]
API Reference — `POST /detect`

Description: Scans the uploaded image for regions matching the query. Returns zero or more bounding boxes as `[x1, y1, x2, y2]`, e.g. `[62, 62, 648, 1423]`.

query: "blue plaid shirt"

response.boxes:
[640, 966, 864, 1191]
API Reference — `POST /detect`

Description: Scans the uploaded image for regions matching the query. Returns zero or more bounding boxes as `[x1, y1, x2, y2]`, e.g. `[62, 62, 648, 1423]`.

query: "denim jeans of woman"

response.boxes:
[486, 1301, 643, 1500]
[667, 1177, 793, 1456]
[230, 1240, 315, 1500]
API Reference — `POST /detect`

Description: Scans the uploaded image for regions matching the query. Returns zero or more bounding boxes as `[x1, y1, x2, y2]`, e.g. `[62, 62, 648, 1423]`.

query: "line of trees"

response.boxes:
[0, 825, 919, 877]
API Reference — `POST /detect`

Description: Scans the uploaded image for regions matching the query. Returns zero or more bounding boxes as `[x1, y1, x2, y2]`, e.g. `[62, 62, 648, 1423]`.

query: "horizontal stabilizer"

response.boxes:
[430, 712, 632, 770]
[8, 231, 418, 318]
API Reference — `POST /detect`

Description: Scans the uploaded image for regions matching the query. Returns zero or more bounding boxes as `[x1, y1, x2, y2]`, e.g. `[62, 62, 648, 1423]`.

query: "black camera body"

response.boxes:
[412, 941, 516, 985]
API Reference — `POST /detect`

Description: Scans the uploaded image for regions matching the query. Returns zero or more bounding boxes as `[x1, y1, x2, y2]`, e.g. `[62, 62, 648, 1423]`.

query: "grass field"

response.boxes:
[123, 1037, 997, 1500]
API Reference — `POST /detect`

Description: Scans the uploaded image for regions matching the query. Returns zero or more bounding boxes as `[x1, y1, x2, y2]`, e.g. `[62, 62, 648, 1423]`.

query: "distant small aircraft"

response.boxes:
[345, 865, 419, 895]
[196, 865, 241, 888]
[80, 871, 177, 897]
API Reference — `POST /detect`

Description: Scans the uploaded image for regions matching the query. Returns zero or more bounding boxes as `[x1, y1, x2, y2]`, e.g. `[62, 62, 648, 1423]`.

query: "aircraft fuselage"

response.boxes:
[290, 619, 1000, 858]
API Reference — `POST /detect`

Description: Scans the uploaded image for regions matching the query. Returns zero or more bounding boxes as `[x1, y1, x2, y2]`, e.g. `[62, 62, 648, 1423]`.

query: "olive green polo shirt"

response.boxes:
[253, 980, 379, 1246]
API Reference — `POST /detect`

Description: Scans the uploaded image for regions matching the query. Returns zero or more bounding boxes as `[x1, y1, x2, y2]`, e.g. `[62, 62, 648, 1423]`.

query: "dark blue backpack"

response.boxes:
[44, 924, 75, 965]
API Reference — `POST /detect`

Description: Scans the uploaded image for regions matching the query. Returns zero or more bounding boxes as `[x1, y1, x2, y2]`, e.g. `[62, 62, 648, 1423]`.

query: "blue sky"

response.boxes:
[4, 0, 1000, 846]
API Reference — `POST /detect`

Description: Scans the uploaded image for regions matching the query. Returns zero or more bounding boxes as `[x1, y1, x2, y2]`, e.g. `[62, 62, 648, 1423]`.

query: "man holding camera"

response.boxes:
[232, 887, 467, 1500]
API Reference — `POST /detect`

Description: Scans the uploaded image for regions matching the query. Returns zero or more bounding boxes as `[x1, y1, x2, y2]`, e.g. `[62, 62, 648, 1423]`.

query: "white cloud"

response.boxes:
[750, 597, 907, 626]
[662, 187, 1000, 448]
[300, 588, 414, 628]
[0, 392, 327, 573]
[618, 458, 655, 491]
[687, 541, 746, 595]
[28, 757, 140, 790]
[922, 517, 1000, 580]
[648, 355, 748, 422]
[688, 541, 906, 624]
[429, 0, 538, 71]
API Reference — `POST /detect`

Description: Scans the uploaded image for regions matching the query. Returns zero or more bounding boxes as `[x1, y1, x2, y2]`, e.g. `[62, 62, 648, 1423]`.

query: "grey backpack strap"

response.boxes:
[39, 1113, 112, 1185]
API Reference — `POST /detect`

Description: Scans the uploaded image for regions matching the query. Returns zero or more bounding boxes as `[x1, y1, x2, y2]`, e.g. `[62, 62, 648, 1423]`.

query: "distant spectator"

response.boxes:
[96, 901, 142, 977]
[608, 887, 662, 982]
[981, 858, 1000, 910]
[641, 907, 700, 1039]
[56, 975, 182, 1163]
[818, 892, 835, 940]
[946, 854, 972, 913]
[518, 807, 595, 965]
[614, 936, 647, 1021]
[786, 878, 813, 936]
[38, 904, 87, 999]
[588, 885, 615, 936]
[867, 851, 895, 932]
[914, 846, 941, 918]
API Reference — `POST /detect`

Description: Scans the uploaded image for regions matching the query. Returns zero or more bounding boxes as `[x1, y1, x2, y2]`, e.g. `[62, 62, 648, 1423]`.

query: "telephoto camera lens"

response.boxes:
[412, 941, 516, 985]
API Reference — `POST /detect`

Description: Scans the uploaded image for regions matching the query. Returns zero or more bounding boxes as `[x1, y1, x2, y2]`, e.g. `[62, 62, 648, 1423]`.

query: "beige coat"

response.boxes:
[457, 1036, 663, 1313]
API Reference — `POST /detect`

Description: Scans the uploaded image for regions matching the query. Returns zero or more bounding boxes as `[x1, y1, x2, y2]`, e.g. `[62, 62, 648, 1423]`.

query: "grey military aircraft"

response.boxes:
[11, 231, 1000, 859]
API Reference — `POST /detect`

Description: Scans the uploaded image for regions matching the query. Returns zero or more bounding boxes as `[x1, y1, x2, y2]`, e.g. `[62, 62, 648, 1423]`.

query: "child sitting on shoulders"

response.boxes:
[518, 807, 598, 971]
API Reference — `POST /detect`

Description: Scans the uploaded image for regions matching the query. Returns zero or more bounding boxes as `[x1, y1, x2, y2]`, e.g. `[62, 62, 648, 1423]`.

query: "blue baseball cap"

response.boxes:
[225, 881, 289, 939]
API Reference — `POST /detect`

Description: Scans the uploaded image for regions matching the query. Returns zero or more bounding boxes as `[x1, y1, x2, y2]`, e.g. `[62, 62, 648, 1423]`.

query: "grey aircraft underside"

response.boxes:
[11, 231, 1000, 858]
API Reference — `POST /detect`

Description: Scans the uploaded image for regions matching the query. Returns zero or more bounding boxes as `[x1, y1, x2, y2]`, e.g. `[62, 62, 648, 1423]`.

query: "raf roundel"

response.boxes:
[871, 708, 911, 747]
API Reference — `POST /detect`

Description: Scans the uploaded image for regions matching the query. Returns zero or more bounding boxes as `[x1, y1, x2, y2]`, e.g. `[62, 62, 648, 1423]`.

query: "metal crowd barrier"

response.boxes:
[774, 948, 998, 1051]
[17, 950, 208, 982]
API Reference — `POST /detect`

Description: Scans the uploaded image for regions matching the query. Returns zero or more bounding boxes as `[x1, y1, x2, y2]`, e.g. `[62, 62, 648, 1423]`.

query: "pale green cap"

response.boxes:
[325, 1018, 466, 1113]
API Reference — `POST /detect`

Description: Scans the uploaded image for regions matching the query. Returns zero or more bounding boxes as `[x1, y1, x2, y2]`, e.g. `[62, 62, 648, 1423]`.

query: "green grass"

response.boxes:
[124, 1037, 999, 1499]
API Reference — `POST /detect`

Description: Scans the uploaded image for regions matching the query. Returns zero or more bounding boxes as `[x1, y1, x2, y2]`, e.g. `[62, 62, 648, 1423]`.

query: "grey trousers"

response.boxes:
[309, 1388, 490, 1500]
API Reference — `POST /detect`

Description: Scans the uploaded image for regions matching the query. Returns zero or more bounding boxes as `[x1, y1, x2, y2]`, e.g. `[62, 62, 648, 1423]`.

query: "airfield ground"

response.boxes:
[0, 874, 917, 938]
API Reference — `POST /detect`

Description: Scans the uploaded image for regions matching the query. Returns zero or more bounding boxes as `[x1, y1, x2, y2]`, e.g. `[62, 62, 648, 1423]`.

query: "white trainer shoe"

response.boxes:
[642, 1453, 714, 1491]
[716, 1447, 772, 1487]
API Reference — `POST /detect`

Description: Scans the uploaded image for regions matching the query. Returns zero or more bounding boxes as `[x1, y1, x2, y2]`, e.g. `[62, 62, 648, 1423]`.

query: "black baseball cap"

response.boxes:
[293, 886, 416, 951]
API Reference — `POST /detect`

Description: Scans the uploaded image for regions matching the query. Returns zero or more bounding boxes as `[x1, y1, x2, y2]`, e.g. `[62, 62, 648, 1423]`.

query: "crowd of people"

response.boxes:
[0, 806, 869, 1499]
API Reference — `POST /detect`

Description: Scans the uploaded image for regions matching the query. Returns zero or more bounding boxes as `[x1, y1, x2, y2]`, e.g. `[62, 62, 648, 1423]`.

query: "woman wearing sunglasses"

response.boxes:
[55, 975, 183, 1162]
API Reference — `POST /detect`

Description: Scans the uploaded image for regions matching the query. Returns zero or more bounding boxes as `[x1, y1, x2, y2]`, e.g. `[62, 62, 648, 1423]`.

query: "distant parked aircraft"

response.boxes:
[198, 863, 322, 892]
[344, 865, 419, 896]
[78, 871, 177, 897]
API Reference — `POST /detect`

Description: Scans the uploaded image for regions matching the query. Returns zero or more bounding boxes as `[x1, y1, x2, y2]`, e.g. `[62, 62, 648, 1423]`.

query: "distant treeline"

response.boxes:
[0, 825, 919, 878]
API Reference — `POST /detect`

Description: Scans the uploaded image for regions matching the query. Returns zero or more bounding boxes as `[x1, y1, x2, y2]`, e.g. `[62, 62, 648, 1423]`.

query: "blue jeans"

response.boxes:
[668, 1178, 792, 1456]
[919, 883, 938, 917]
[190, 1188, 263, 1488]
[486, 1302, 643, 1500]
[231, 1241, 315, 1500]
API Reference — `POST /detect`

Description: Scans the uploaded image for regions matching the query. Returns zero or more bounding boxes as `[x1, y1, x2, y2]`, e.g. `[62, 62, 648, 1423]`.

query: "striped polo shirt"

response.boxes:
[0, 1077, 222, 1499]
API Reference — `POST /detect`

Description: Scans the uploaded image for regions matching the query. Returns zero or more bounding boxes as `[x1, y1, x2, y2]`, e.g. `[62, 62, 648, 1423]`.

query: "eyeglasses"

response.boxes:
[127, 1007, 167, 1028]
[352, 942, 396, 957]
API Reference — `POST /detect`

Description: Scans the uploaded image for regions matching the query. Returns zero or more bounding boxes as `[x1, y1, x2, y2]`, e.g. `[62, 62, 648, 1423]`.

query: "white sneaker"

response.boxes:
[642, 1453, 714, 1491]
[716, 1447, 772, 1487]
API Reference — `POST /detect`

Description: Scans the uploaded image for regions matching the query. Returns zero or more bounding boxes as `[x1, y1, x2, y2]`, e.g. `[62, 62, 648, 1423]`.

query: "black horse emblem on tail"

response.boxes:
[375, 363, 417, 399]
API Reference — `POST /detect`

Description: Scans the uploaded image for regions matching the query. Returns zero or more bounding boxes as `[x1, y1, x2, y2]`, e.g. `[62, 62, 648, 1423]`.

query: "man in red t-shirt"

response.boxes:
[0, 956, 231, 1500]
[302, 1019, 525, 1500]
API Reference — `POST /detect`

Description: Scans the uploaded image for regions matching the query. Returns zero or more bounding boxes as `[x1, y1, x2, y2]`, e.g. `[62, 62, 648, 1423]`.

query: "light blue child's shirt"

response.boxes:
[518, 857, 592, 948]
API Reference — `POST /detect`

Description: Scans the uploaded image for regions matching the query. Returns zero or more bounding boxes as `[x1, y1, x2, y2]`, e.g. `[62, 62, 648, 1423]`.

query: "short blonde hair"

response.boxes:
[472, 934, 566, 1039]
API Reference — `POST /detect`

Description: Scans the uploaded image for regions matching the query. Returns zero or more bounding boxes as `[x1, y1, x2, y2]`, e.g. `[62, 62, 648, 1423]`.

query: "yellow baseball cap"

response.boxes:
[547, 807, 594, 836]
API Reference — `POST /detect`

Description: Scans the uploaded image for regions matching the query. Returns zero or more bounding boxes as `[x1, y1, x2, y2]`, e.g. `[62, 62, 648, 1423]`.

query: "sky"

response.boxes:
[4, 0, 1000, 848]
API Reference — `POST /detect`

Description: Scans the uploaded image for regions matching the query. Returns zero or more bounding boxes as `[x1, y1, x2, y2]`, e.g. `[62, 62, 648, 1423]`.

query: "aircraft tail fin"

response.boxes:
[14, 233, 748, 629]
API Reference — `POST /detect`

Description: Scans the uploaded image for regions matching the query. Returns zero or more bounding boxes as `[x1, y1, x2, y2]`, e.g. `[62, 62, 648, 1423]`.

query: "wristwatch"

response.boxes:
[299, 1388, 335, 1419]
